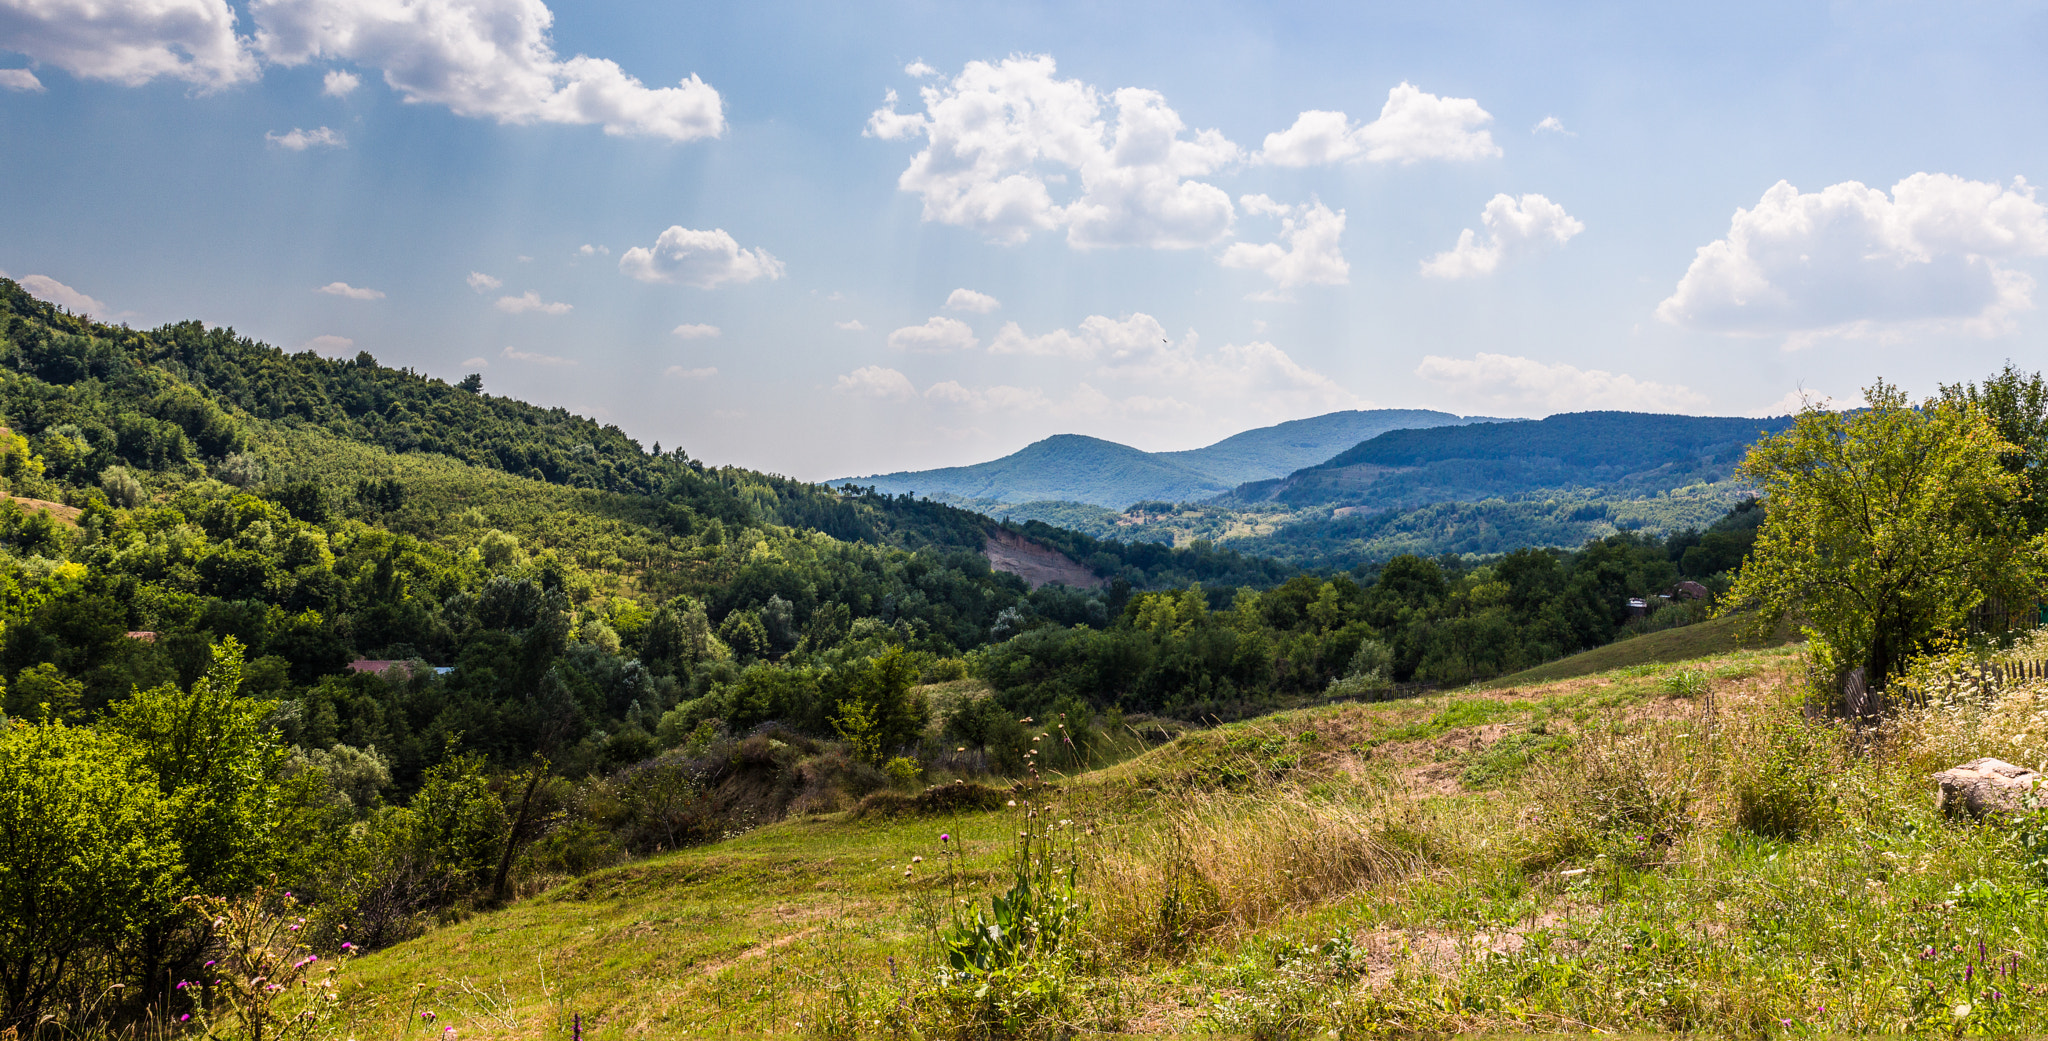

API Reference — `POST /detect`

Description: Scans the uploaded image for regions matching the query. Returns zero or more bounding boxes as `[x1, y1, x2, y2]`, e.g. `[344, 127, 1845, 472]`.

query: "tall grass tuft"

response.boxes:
[1088, 788, 1428, 954]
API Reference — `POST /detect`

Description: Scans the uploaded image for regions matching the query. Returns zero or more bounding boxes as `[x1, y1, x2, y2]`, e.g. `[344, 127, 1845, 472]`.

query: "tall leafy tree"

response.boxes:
[1730, 381, 2048, 696]
[104, 638, 286, 1002]
[1942, 362, 2048, 535]
[0, 723, 179, 1029]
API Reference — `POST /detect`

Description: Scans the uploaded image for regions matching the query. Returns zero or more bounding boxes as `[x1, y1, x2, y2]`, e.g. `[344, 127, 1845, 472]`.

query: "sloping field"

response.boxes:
[1484, 611, 1801, 688]
[332, 636, 2048, 1039]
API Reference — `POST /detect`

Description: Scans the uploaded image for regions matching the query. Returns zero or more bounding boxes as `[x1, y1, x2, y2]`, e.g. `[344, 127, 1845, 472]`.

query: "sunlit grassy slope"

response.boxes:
[333, 635, 2048, 1039]
[1484, 611, 1801, 688]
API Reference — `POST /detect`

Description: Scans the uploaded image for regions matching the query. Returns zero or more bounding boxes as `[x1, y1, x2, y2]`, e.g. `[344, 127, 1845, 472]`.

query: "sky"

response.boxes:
[4, 1, 2048, 481]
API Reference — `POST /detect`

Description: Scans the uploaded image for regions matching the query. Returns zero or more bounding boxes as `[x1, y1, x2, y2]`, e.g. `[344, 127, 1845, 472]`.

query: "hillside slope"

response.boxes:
[1150, 408, 1479, 487]
[837, 409, 1484, 509]
[841, 433, 1233, 507]
[1230, 410, 1795, 509]
[340, 638, 2048, 1041]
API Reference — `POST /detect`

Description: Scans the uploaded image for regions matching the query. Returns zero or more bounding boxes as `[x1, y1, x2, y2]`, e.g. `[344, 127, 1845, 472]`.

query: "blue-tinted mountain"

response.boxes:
[835, 408, 1477, 509]
[1227, 411, 1796, 509]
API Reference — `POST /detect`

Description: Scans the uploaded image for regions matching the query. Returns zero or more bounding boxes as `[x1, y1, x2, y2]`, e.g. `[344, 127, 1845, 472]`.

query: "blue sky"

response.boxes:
[4, 1, 2047, 480]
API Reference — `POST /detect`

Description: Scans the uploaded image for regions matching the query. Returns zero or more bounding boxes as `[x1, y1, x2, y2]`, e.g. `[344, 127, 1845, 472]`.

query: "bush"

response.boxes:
[1522, 724, 1703, 870]
[883, 755, 922, 788]
[1733, 716, 1841, 839]
[98, 465, 145, 508]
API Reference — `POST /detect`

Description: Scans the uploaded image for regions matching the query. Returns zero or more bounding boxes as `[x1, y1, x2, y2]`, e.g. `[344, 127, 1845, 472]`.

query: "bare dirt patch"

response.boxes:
[2, 494, 80, 525]
[983, 528, 1103, 589]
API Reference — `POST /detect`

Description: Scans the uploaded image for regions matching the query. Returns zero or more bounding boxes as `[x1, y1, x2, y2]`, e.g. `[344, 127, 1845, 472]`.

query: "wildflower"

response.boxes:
[422, 1011, 437, 1022]
[911, 855, 923, 863]
[176, 980, 190, 990]
[340, 942, 356, 951]
[939, 833, 949, 843]
[180, 1015, 191, 1023]
[204, 961, 217, 968]
[1006, 800, 1016, 806]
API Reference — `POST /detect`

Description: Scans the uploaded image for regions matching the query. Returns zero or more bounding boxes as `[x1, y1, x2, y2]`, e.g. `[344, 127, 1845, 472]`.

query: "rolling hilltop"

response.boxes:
[1228, 410, 1797, 509]
[835, 408, 1479, 509]
[847, 411, 1796, 567]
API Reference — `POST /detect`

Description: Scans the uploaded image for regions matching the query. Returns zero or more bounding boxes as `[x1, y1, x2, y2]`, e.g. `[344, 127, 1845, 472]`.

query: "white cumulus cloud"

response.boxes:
[495, 290, 570, 314]
[1657, 173, 2048, 345]
[1533, 115, 1571, 136]
[1256, 83, 1500, 167]
[618, 226, 784, 288]
[467, 271, 502, 292]
[670, 322, 719, 339]
[1421, 193, 1583, 279]
[576, 243, 609, 257]
[302, 334, 354, 355]
[268, 125, 345, 149]
[251, 0, 723, 140]
[835, 365, 916, 400]
[317, 280, 382, 299]
[1415, 352, 1709, 413]
[835, 319, 865, 331]
[19, 274, 107, 313]
[1219, 196, 1348, 293]
[322, 67, 357, 95]
[903, 60, 936, 78]
[0, 0, 258, 89]
[887, 315, 977, 353]
[944, 287, 1001, 313]
[0, 67, 42, 90]
[990, 311, 1364, 422]
[922, 381, 1051, 414]
[501, 344, 573, 364]
[868, 54, 1239, 249]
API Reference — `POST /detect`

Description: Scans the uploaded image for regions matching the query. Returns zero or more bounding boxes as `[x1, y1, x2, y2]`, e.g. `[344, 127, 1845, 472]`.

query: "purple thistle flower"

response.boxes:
[180, 1014, 190, 1023]
[203, 961, 216, 968]
[940, 833, 949, 842]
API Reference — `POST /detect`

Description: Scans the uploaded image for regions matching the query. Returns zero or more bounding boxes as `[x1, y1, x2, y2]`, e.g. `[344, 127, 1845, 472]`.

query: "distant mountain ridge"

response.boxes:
[1227, 411, 1795, 510]
[834, 408, 1480, 509]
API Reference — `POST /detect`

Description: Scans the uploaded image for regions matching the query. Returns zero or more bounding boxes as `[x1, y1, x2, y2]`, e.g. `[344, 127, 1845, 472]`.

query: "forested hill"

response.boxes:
[1229, 411, 1796, 509]
[840, 433, 1231, 508]
[0, 279, 1284, 587]
[837, 408, 1484, 509]
[0, 277, 1299, 749]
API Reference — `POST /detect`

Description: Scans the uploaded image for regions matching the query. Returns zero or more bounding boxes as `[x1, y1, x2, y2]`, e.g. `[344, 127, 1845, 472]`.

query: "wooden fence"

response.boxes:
[1841, 660, 2048, 720]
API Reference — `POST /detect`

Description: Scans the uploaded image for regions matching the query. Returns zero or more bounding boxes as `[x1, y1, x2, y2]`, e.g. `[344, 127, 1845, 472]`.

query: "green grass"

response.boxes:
[1484, 611, 1798, 688]
[330, 637, 2048, 1040]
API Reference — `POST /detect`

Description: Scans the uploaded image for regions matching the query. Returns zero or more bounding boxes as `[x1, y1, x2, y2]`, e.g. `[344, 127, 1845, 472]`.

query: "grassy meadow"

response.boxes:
[309, 633, 2048, 1039]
